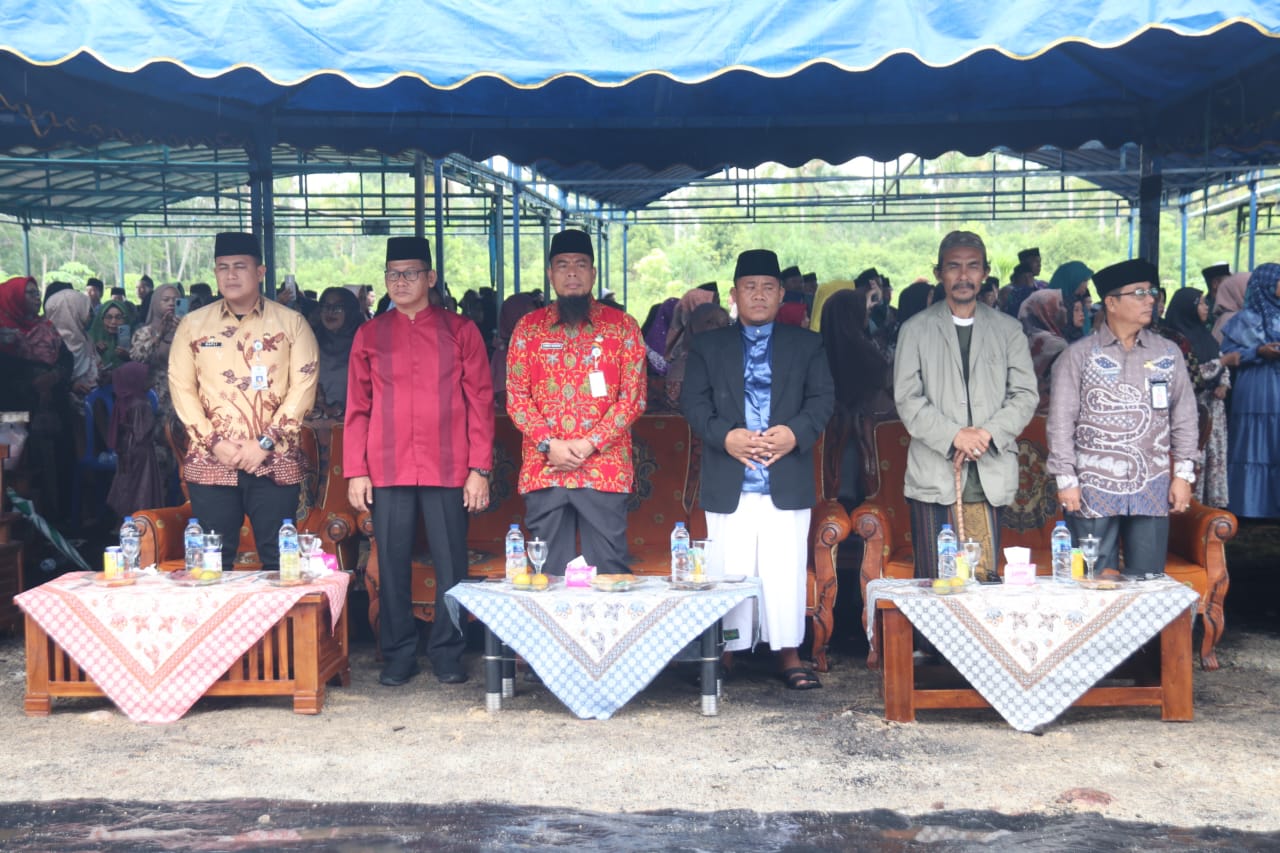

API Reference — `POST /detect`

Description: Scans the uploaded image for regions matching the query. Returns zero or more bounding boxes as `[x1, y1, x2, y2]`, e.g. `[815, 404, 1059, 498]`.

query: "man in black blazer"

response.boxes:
[681, 249, 834, 690]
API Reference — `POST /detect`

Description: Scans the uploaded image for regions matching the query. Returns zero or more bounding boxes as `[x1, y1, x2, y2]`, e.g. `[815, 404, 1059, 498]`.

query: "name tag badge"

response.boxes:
[199, 340, 221, 348]
[588, 370, 607, 398]
[250, 364, 269, 391]
[1151, 379, 1169, 410]
[540, 342, 564, 351]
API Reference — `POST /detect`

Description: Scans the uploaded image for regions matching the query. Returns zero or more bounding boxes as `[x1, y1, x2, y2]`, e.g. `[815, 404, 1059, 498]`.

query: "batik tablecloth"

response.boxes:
[865, 577, 1199, 732]
[16, 571, 348, 723]
[446, 579, 760, 720]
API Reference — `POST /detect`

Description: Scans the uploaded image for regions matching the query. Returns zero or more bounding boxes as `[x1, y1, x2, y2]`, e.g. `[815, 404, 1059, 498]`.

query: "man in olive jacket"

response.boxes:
[894, 231, 1037, 579]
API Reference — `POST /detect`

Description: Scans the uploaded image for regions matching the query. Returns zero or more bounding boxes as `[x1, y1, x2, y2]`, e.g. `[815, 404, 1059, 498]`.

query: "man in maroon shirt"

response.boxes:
[345, 236, 495, 687]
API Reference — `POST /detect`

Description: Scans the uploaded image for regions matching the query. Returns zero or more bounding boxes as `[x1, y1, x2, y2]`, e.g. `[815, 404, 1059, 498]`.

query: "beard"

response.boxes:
[556, 294, 591, 326]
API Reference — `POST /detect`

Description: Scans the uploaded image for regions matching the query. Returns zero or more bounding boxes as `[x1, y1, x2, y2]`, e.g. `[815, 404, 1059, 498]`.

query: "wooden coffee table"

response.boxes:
[24, 592, 350, 717]
[875, 599, 1193, 724]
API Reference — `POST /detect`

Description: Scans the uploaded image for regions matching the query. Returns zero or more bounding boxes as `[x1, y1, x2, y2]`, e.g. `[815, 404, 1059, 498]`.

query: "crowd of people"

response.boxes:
[1, 226, 1277, 691]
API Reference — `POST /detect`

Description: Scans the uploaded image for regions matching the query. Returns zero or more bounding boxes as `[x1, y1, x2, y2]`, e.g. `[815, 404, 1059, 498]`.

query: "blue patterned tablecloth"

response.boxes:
[446, 579, 760, 720]
[866, 577, 1200, 732]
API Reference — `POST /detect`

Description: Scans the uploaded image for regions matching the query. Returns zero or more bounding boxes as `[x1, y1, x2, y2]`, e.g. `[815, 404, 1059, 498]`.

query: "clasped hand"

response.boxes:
[213, 439, 268, 474]
[545, 438, 595, 473]
[725, 425, 796, 470]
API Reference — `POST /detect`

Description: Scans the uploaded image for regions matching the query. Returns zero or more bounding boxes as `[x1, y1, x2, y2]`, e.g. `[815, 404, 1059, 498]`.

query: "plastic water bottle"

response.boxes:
[670, 521, 691, 581]
[1052, 521, 1074, 584]
[183, 518, 203, 572]
[505, 525, 527, 581]
[936, 523, 958, 580]
[119, 516, 140, 574]
[278, 518, 301, 581]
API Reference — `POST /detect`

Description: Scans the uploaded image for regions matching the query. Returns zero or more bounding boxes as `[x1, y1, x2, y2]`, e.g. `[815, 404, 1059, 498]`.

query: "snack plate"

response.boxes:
[665, 574, 748, 591]
[169, 570, 237, 587]
[262, 571, 323, 588]
[92, 572, 142, 588]
[1077, 576, 1130, 591]
[667, 578, 716, 591]
[591, 577, 647, 593]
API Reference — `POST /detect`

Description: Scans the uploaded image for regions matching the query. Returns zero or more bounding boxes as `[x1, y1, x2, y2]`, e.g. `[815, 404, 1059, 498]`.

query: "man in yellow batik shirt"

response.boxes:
[169, 232, 318, 571]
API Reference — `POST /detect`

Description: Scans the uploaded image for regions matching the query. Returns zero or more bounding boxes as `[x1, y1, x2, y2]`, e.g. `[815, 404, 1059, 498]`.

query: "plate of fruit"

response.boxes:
[930, 576, 977, 595]
[510, 572, 555, 592]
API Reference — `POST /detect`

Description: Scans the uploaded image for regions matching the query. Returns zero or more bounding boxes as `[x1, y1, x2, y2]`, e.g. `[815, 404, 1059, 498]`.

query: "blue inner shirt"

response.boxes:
[740, 321, 774, 494]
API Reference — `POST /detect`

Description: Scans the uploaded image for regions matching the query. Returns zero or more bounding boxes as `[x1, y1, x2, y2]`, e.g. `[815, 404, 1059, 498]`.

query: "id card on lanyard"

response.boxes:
[250, 338, 268, 390]
[588, 337, 607, 398]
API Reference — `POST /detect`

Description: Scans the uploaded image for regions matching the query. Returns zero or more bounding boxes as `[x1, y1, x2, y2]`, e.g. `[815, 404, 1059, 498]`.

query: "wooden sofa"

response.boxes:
[360, 413, 852, 671]
[134, 424, 359, 572]
[851, 417, 1236, 670]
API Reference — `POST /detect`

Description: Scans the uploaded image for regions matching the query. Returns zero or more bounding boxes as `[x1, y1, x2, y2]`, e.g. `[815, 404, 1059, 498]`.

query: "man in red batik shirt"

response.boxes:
[506, 229, 646, 579]
[345, 236, 494, 687]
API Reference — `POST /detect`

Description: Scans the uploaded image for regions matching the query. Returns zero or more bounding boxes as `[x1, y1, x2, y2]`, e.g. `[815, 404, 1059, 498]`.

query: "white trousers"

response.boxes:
[706, 493, 810, 652]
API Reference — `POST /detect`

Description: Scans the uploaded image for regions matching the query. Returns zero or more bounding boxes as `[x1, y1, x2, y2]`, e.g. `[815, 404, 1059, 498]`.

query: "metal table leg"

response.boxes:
[700, 619, 721, 715]
[483, 627, 503, 712]
[501, 641, 516, 699]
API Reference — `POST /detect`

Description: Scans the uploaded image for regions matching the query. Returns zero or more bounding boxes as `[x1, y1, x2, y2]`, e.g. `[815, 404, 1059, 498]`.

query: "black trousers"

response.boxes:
[1066, 514, 1170, 576]
[522, 487, 630, 576]
[187, 474, 301, 572]
[372, 485, 468, 676]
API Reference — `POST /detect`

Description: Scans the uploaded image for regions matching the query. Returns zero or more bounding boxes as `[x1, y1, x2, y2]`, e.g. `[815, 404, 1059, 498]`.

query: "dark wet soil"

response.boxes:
[4, 800, 1280, 852]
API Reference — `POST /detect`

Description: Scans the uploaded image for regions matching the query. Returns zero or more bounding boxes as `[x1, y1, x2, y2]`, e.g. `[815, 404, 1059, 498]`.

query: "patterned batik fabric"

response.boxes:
[169, 297, 318, 486]
[506, 300, 646, 495]
[1048, 325, 1197, 519]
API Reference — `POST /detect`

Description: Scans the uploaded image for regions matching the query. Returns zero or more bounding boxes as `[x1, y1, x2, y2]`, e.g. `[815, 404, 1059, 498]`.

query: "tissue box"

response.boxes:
[565, 564, 596, 588]
[1004, 562, 1036, 585]
[320, 552, 339, 573]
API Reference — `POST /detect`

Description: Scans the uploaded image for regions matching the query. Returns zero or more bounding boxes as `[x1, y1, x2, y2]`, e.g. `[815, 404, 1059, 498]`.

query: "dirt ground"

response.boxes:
[1, 615, 1277, 834]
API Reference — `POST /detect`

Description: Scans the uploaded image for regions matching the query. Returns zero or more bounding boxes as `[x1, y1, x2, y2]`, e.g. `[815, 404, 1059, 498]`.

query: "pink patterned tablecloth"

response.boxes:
[16, 571, 348, 723]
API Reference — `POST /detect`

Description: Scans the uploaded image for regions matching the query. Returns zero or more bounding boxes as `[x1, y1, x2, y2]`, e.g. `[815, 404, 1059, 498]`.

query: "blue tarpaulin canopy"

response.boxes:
[2, 0, 1279, 179]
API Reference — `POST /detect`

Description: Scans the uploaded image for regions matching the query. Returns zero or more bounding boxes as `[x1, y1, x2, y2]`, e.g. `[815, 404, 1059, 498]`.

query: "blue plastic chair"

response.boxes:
[72, 385, 158, 527]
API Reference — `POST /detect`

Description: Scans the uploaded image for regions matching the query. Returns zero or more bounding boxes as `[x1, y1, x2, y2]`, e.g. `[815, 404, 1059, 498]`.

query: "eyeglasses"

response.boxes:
[320, 303, 346, 312]
[384, 268, 429, 282]
[1112, 288, 1157, 300]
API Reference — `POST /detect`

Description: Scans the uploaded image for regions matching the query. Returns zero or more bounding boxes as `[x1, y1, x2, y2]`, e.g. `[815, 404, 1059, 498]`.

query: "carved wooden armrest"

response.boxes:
[1167, 500, 1237, 671]
[357, 509, 374, 538]
[851, 502, 894, 670]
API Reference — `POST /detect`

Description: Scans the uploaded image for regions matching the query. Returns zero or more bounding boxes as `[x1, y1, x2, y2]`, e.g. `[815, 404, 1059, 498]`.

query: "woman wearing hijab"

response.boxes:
[1017, 288, 1071, 413]
[1048, 261, 1094, 341]
[299, 285, 366, 513]
[820, 289, 895, 511]
[105, 361, 164, 517]
[0, 277, 76, 522]
[663, 286, 716, 360]
[490, 291, 539, 411]
[88, 298, 133, 374]
[1221, 264, 1280, 518]
[1163, 287, 1238, 508]
[663, 301, 730, 410]
[129, 283, 181, 412]
[128, 282, 182, 499]
[1211, 272, 1248, 342]
[0, 276, 63, 370]
[311, 286, 364, 420]
[44, 288, 99, 394]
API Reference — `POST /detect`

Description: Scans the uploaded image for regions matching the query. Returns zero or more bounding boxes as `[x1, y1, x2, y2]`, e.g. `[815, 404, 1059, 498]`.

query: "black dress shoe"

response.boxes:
[379, 662, 419, 687]
[436, 671, 468, 685]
